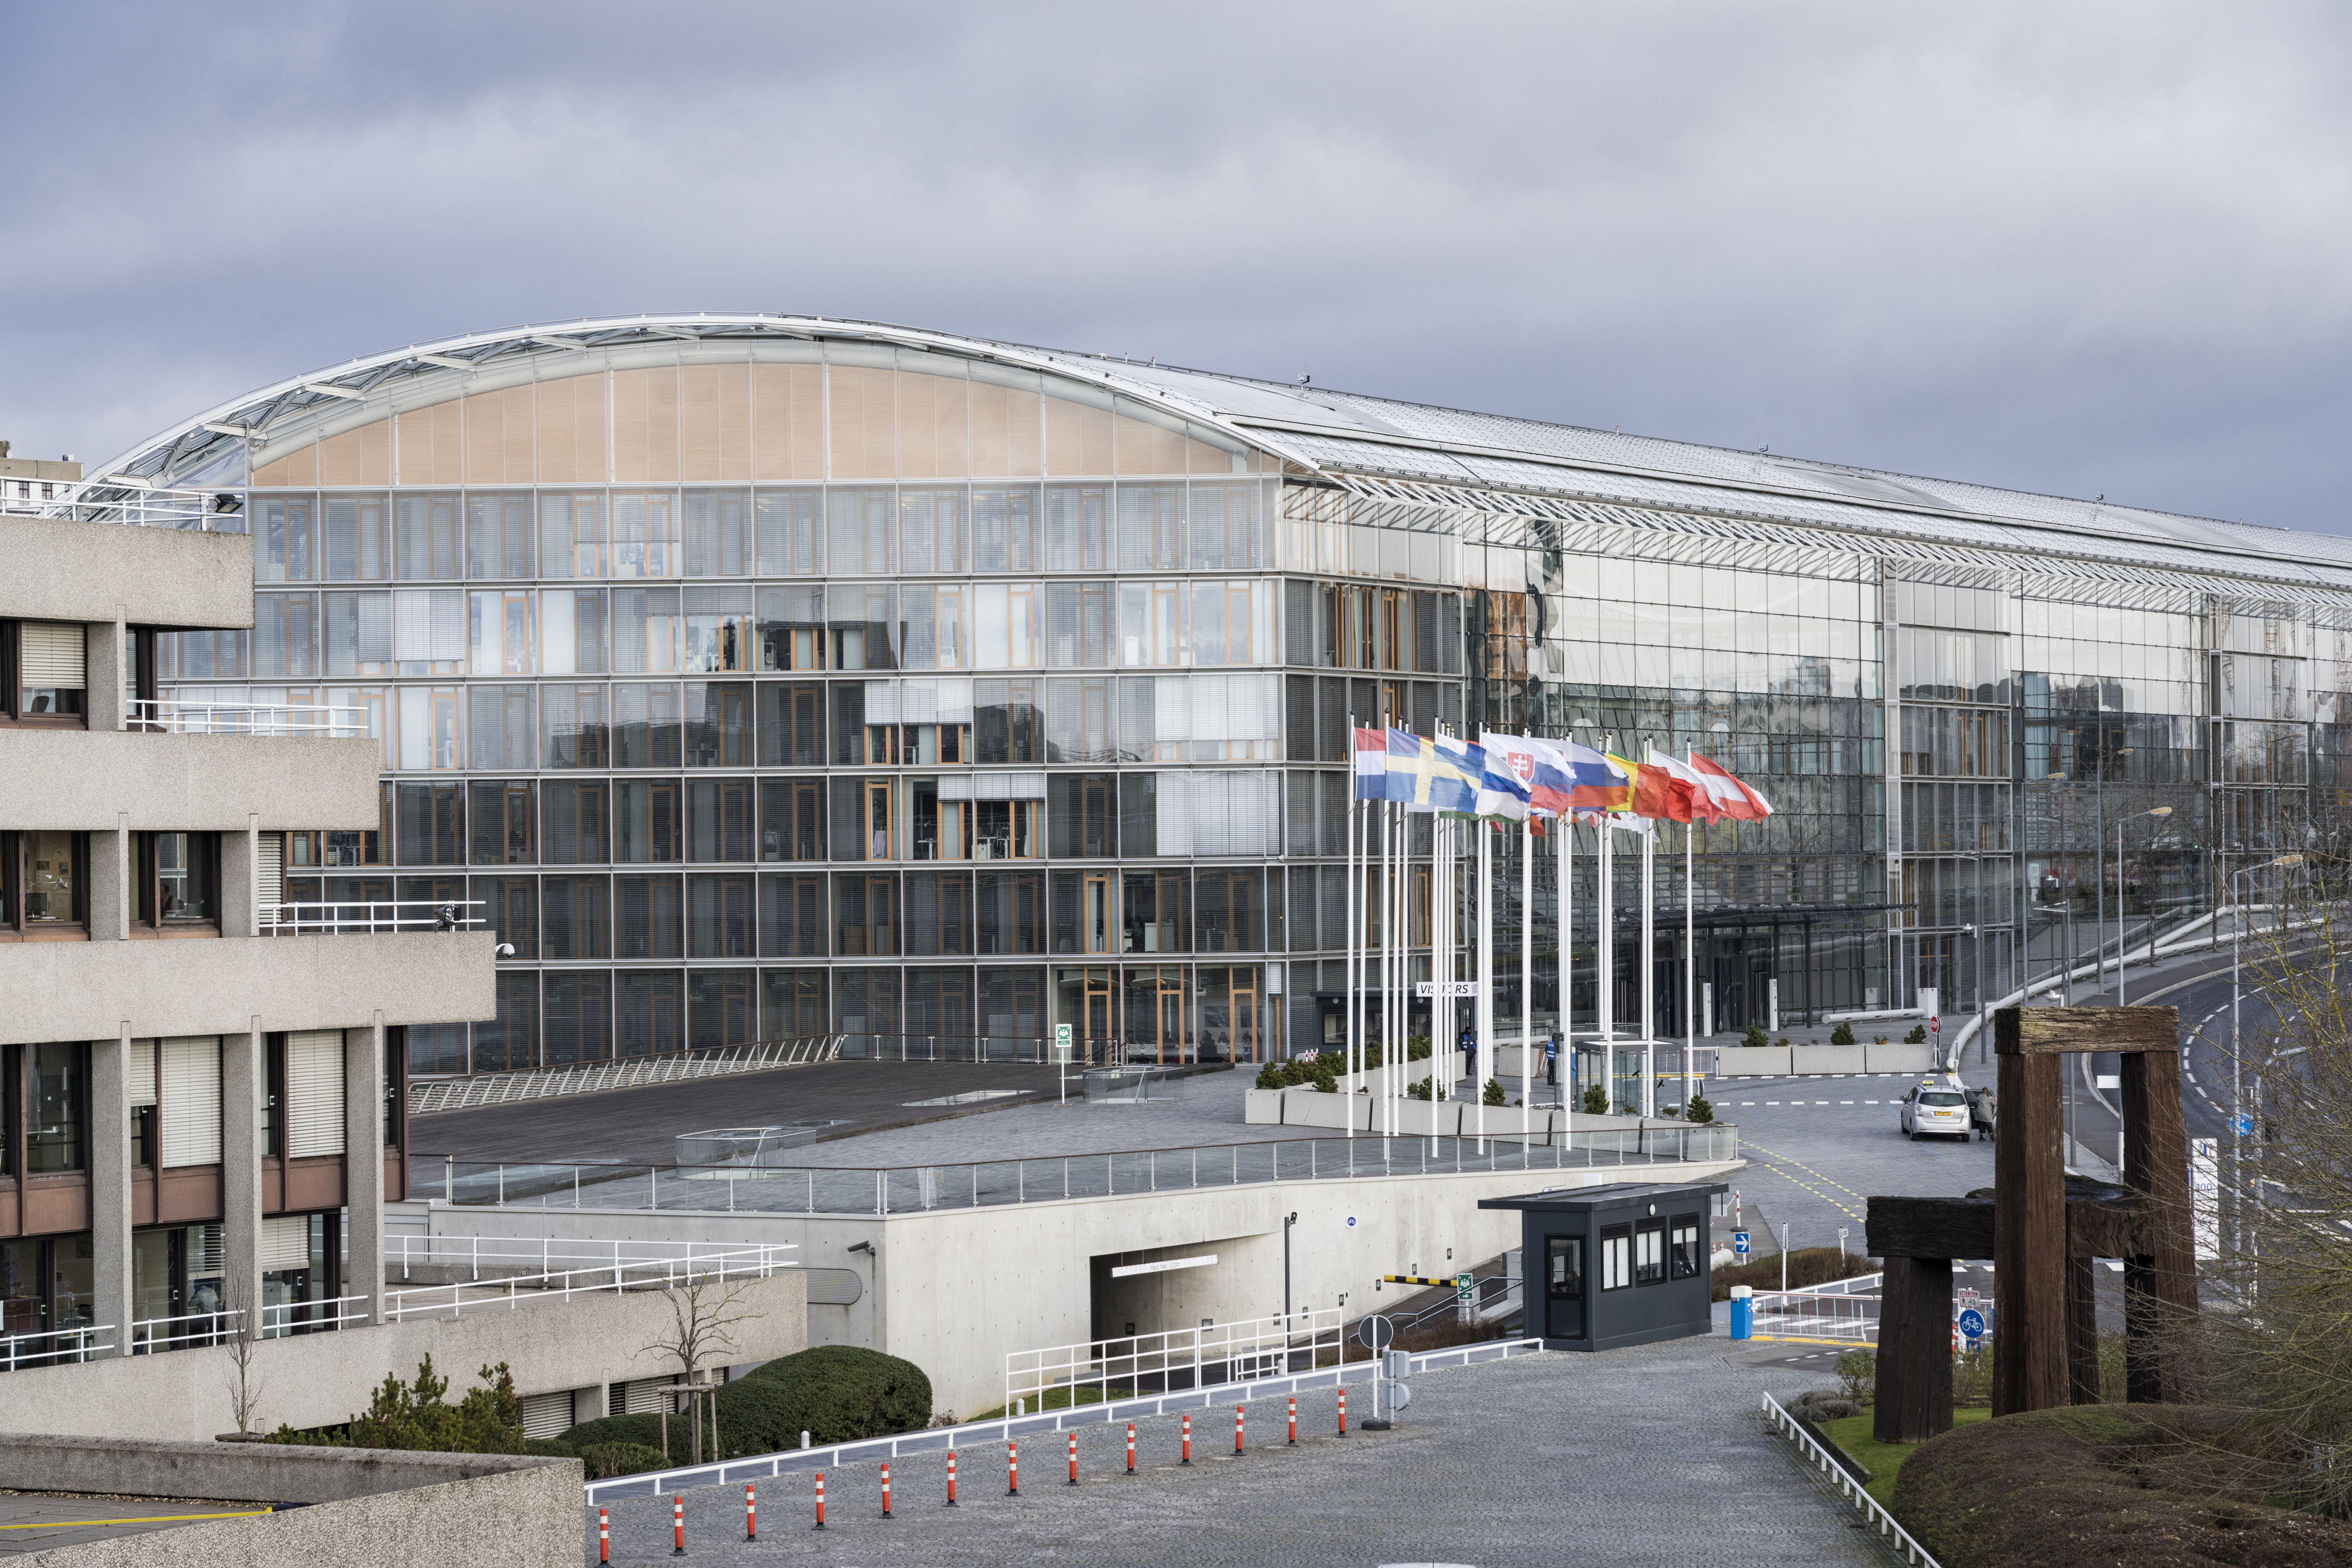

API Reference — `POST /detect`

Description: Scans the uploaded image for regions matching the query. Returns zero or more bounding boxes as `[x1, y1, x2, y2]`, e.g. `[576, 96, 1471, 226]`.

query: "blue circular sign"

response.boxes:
[1346, 1216, 1357, 1228]
[1958, 1308, 1986, 1339]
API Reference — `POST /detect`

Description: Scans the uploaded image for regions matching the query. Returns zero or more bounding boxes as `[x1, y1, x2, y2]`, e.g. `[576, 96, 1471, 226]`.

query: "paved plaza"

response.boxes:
[588, 1336, 1896, 1567]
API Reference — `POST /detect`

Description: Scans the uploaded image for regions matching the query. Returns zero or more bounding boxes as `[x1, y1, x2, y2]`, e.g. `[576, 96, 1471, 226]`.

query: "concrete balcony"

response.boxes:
[0, 510, 253, 628]
[0, 728, 380, 831]
[0, 931, 496, 1046]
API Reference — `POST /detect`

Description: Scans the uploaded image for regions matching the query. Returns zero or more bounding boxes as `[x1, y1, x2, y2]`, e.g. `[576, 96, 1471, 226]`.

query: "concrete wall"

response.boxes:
[1712, 1042, 1938, 1076]
[0, 931, 497, 1044]
[0, 514, 254, 629]
[0, 1435, 574, 1568]
[412, 1152, 1740, 1421]
[0, 1268, 807, 1443]
[0, 730, 380, 831]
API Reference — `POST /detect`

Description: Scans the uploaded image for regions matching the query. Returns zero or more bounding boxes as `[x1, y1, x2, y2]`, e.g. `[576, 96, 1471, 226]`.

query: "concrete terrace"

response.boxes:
[586, 1335, 1898, 1568]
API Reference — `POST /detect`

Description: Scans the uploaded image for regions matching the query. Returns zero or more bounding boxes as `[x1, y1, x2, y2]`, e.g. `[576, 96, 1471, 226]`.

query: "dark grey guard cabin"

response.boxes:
[1480, 1180, 1728, 1351]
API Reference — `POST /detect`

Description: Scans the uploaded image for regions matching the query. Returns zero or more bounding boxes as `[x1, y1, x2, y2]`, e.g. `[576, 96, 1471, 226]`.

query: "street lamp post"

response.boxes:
[2230, 853, 2302, 1255]
[2116, 805, 2173, 1006]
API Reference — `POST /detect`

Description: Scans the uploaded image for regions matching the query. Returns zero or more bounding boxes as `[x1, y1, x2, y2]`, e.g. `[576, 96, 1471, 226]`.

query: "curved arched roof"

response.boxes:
[91, 311, 2352, 595]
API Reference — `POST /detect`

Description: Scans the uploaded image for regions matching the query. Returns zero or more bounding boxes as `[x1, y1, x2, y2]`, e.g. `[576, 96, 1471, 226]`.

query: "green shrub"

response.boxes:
[1482, 1077, 1505, 1106]
[1834, 1348, 1875, 1405]
[744, 1346, 933, 1447]
[1254, 1060, 1285, 1089]
[1830, 1021, 1856, 1046]
[268, 1356, 535, 1454]
[1710, 1245, 1875, 1301]
[1407, 1077, 1433, 1101]
[1904, 1023, 1928, 1044]
[1686, 1095, 1714, 1124]
[1581, 1085, 1608, 1115]
[575, 1442, 667, 1480]
[1405, 1033, 1432, 1061]
[1741, 1024, 1769, 1049]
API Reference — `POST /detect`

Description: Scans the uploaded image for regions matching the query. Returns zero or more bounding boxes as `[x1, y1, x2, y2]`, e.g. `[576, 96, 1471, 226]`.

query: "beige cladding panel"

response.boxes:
[611, 366, 677, 482]
[751, 362, 824, 480]
[896, 370, 967, 480]
[1114, 408, 1188, 476]
[538, 371, 609, 484]
[250, 436, 318, 489]
[319, 420, 392, 487]
[969, 379, 1042, 477]
[828, 364, 895, 479]
[0, 930, 497, 1045]
[464, 384, 534, 485]
[0, 730, 380, 830]
[396, 400, 465, 485]
[1045, 392, 1114, 475]
[681, 362, 751, 479]
[0, 515, 254, 629]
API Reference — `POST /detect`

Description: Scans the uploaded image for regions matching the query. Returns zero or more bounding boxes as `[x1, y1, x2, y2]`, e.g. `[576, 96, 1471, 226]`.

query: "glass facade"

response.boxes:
[147, 327, 2351, 1075]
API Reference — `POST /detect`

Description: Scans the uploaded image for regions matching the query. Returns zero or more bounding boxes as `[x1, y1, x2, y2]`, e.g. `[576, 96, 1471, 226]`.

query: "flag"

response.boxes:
[1474, 734, 1533, 821]
[1481, 734, 1567, 816]
[1429, 738, 1483, 815]
[1386, 728, 1438, 809]
[1636, 749, 1701, 823]
[1644, 749, 1717, 823]
[1352, 727, 1391, 801]
[1555, 740, 1630, 810]
[1600, 752, 1642, 815]
[1689, 751, 1774, 821]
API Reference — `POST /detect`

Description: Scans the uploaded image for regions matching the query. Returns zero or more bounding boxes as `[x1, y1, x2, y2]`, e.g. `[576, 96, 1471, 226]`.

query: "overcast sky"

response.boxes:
[7, 3, 2348, 532]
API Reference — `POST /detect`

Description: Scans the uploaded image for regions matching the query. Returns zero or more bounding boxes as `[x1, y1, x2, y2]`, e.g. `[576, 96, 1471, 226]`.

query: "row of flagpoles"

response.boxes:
[1340, 725, 1774, 1145]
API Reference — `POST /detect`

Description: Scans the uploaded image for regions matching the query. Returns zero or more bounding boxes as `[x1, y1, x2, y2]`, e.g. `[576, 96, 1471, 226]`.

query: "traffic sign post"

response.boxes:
[1454, 1271, 1475, 1324]
[1359, 1315, 1396, 1430]
[1054, 1023, 1073, 1104]
[1732, 1230, 1751, 1259]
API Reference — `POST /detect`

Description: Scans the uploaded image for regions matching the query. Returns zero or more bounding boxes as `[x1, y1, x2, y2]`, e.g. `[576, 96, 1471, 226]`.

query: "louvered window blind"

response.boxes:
[257, 833, 284, 911]
[20, 621, 85, 688]
[129, 1038, 158, 1108]
[160, 1036, 222, 1167]
[284, 1030, 346, 1157]
[260, 1214, 309, 1270]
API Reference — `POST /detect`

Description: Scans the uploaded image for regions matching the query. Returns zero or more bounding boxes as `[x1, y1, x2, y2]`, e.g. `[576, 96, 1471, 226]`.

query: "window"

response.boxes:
[1670, 1214, 1700, 1280]
[472, 875, 538, 958]
[394, 494, 461, 580]
[543, 972, 612, 1065]
[975, 679, 1042, 763]
[685, 682, 751, 766]
[753, 489, 821, 578]
[614, 875, 682, 959]
[610, 491, 678, 579]
[541, 876, 611, 959]
[686, 873, 754, 957]
[686, 778, 753, 862]
[468, 590, 534, 676]
[1634, 1217, 1666, 1285]
[755, 681, 824, 766]
[256, 496, 315, 582]
[828, 585, 898, 670]
[25, 1042, 86, 1172]
[612, 682, 682, 767]
[688, 969, 757, 1050]
[2, 830, 87, 937]
[758, 778, 827, 862]
[975, 870, 1045, 955]
[974, 486, 1038, 572]
[1599, 1223, 1632, 1291]
[395, 783, 465, 866]
[834, 872, 899, 956]
[541, 781, 609, 864]
[465, 493, 533, 579]
[1047, 775, 1117, 856]
[540, 589, 607, 674]
[615, 779, 682, 863]
[683, 591, 751, 674]
[616, 971, 684, 1057]
[3, 620, 87, 724]
[1045, 583, 1111, 668]
[468, 781, 536, 865]
[611, 589, 681, 674]
[761, 969, 828, 1039]
[325, 493, 391, 580]
[138, 832, 220, 929]
[759, 874, 826, 957]
[682, 490, 749, 577]
[756, 587, 826, 673]
[900, 487, 967, 575]
[469, 684, 536, 771]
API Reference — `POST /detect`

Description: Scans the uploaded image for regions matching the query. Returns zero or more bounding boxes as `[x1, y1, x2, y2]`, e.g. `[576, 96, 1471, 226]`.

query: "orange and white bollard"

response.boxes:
[1067, 1429, 1079, 1486]
[813, 1472, 826, 1531]
[1288, 1395, 1298, 1445]
[672, 1494, 685, 1556]
[881, 1460, 893, 1518]
[1235, 1403, 1245, 1455]
[1125, 1421, 1136, 1474]
[1181, 1411, 1192, 1464]
[745, 1482, 757, 1541]
[1338, 1387, 1348, 1436]
[946, 1449, 959, 1507]
[1008, 1439, 1020, 1496]
[597, 1506, 609, 1563]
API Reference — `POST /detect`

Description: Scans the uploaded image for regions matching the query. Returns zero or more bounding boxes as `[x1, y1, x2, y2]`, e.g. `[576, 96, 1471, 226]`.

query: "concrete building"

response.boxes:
[0, 439, 82, 511]
[77, 313, 2351, 1095]
[0, 481, 494, 1373]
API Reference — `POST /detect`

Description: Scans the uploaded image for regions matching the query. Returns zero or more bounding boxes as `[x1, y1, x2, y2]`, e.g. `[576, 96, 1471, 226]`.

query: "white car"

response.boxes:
[1899, 1082, 1972, 1141]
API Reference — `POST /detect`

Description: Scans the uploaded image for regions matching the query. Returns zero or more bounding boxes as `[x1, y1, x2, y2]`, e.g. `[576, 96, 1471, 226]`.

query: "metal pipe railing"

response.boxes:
[260, 899, 485, 935]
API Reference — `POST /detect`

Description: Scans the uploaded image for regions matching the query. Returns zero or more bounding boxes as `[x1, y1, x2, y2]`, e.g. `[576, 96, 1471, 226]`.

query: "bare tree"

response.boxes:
[2184, 870, 2352, 1518]
[220, 1277, 267, 1437]
[639, 1265, 762, 1465]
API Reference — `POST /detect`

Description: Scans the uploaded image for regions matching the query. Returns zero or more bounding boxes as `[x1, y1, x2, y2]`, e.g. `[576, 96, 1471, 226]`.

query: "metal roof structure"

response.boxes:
[91, 312, 2352, 596]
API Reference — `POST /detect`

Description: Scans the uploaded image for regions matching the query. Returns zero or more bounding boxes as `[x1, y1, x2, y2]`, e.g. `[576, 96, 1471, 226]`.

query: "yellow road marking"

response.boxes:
[0, 1509, 273, 1529]
[1738, 1138, 1869, 1222]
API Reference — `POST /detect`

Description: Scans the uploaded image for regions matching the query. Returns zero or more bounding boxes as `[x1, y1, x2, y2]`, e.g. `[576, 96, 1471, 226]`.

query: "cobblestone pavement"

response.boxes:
[588, 1337, 1896, 1567]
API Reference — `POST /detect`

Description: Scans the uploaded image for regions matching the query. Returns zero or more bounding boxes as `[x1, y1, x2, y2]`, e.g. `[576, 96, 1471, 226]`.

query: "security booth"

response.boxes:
[1480, 1180, 1728, 1352]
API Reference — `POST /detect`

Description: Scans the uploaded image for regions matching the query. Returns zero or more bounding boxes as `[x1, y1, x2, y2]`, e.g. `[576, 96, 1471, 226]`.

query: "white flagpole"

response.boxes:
[1386, 800, 1399, 1140]
[1599, 765, 1615, 1115]
[1346, 719, 1359, 1142]
[1521, 806, 1533, 1145]
[1642, 824, 1657, 1118]
[1476, 812, 1492, 1145]
[1560, 803, 1574, 1138]
[1684, 771, 1697, 1115]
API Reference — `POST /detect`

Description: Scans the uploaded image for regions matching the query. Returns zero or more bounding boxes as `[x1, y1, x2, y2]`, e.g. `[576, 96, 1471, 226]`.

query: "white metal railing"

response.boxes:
[261, 899, 485, 935]
[0, 1322, 113, 1370]
[390, 1235, 797, 1283]
[383, 1242, 795, 1321]
[263, 1294, 371, 1334]
[406, 1036, 842, 1117]
[1006, 1308, 1342, 1415]
[1750, 1287, 1883, 1343]
[1761, 1389, 1943, 1566]
[131, 1308, 241, 1352]
[125, 697, 368, 737]
[5, 483, 218, 530]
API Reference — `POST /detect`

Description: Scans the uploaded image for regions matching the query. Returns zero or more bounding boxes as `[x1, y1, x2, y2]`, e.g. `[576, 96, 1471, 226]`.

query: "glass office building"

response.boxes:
[94, 315, 2352, 1078]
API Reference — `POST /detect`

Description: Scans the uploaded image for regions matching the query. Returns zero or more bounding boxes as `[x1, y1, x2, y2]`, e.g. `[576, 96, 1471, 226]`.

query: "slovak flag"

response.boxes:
[1689, 751, 1774, 821]
[1352, 727, 1389, 801]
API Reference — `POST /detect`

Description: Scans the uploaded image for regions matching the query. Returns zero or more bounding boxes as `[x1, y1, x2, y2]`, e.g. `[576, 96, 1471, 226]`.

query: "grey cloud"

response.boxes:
[7, 1, 2351, 532]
